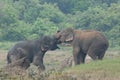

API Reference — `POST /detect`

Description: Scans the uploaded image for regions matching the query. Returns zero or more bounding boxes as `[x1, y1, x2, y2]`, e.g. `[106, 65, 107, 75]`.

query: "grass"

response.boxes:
[1, 58, 120, 80]
[63, 58, 120, 80]
[69, 58, 120, 71]
[108, 46, 120, 51]
[0, 41, 120, 80]
[0, 41, 15, 50]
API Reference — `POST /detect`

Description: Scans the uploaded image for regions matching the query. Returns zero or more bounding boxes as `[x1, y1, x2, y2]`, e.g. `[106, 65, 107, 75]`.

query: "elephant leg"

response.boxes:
[88, 50, 106, 60]
[88, 43, 107, 60]
[73, 47, 81, 65]
[88, 53, 97, 60]
[98, 50, 106, 60]
[87, 43, 103, 60]
[79, 52, 87, 64]
[87, 48, 98, 60]
[98, 44, 108, 60]
[33, 54, 45, 71]
[21, 58, 31, 69]
[15, 48, 30, 69]
[7, 57, 30, 69]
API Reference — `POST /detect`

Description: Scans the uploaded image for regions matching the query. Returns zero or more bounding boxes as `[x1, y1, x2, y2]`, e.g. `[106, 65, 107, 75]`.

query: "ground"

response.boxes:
[0, 47, 93, 69]
[0, 47, 120, 80]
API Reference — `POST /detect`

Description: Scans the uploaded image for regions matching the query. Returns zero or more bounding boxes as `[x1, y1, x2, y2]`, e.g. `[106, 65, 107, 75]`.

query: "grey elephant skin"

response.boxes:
[54, 28, 109, 65]
[7, 36, 59, 71]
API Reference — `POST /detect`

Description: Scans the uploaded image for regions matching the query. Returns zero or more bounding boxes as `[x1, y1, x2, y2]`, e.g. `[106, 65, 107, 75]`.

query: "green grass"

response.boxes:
[69, 58, 120, 71]
[0, 41, 16, 50]
[63, 58, 120, 80]
[108, 46, 120, 51]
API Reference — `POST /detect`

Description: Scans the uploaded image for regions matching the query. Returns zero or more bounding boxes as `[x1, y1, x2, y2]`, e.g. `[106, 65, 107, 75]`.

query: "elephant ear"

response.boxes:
[62, 28, 74, 42]
[65, 33, 73, 42]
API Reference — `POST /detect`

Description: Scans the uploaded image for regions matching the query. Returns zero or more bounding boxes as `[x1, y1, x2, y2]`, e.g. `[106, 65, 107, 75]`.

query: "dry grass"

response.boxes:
[0, 49, 120, 80]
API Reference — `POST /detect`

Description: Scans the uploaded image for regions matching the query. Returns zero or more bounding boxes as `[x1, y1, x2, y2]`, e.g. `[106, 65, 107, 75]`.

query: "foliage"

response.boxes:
[0, 41, 15, 50]
[0, 0, 120, 48]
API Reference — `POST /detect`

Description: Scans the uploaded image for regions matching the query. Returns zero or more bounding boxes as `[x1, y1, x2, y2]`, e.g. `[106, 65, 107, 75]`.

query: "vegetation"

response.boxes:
[0, 1, 120, 80]
[1, 58, 120, 80]
[0, 0, 120, 47]
[63, 58, 120, 80]
[0, 0, 120, 48]
[0, 42, 15, 50]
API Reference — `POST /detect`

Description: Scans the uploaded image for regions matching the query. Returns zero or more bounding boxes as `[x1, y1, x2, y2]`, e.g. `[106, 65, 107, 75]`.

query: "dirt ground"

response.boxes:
[0, 50, 7, 67]
[0, 48, 120, 70]
[0, 49, 72, 69]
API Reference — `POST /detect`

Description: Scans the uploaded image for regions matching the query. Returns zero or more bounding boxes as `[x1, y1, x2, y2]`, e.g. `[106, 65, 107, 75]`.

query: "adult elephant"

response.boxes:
[54, 28, 109, 65]
[7, 35, 59, 71]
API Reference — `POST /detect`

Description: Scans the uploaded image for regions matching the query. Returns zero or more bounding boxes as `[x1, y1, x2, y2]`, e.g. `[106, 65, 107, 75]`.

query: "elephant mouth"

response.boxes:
[65, 40, 73, 44]
[59, 39, 72, 44]
[57, 40, 62, 44]
[64, 41, 72, 44]
[50, 45, 60, 50]
[56, 39, 72, 44]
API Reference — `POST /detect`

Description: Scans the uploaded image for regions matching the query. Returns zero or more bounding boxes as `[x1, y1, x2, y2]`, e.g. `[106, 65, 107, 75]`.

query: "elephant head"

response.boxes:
[54, 28, 74, 44]
[40, 36, 60, 51]
[49, 36, 60, 50]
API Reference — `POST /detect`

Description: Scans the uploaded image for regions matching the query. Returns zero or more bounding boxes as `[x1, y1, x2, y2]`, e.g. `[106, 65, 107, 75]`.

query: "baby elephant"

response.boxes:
[7, 36, 59, 71]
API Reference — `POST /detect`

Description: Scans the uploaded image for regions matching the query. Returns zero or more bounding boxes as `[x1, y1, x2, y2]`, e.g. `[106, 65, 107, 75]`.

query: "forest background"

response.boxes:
[0, 0, 120, 49]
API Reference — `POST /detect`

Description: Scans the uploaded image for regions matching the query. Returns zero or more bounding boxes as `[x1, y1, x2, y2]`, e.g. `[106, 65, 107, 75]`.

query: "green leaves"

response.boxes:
[33, 18, 58, 35]
[0, 0, 120, 47]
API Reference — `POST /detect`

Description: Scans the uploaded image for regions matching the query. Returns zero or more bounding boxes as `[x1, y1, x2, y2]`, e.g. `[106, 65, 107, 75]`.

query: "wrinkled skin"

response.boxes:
[7, 36, 59, 71]
[54, 28, 109, 65]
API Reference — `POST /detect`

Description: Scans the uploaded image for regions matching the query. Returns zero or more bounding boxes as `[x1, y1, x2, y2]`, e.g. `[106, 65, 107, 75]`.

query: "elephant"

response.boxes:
[7, 35, 59, 71]
[54, 28, 109, 65]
